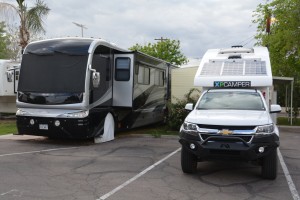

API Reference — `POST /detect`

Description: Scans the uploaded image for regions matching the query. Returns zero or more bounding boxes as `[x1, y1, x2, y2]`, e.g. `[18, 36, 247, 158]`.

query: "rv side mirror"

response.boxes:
[185, 103, 194, 111]
[6, 71, 13, 82]
[92, 71, 100, 88]
[270, 104, 281, 113]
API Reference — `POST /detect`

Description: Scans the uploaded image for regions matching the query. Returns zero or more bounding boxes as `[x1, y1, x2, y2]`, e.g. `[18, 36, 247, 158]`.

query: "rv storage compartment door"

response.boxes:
[113, 54, 134, 107]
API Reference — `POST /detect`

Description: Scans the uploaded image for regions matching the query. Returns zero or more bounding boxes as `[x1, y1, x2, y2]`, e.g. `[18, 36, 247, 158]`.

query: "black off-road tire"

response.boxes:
[261, 148, 278, 180]
[181, 146, 197, 174]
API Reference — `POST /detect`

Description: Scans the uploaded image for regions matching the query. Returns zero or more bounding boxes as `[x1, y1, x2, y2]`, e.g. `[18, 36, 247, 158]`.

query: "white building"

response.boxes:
[171, 58, 202, 103]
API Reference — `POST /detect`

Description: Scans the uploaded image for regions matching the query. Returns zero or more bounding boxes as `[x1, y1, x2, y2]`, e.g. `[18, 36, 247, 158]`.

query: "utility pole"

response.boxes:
[154, 37, 168, 42]
[72, 22, 87, 37]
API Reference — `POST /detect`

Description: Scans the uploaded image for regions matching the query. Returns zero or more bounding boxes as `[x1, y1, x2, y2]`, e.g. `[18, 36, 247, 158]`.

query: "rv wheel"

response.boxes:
[181, 146, 197, 173]
[94, 113, 115, 143]
[261, 148, 278, 179]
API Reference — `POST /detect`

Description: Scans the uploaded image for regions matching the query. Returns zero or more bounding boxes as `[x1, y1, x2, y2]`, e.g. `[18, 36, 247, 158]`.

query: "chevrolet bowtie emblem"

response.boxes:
[219, 129, 233, 135]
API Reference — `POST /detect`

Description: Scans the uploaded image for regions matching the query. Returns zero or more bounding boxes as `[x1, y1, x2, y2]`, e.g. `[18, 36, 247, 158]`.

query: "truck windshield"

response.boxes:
[197, 91, 265, 111]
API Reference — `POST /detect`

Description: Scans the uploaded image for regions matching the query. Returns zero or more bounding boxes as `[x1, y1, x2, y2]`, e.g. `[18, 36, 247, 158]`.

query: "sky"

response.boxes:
[2, 0, 264, 59]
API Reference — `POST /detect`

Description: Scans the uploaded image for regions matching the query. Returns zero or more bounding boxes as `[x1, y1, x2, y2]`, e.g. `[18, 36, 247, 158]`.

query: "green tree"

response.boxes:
[0, 21, 11, 59]
[253, 0, 300, 119]
[253, 0, 300, 75]
[0, 0, 50, 50]
[130, 39, 188, 66]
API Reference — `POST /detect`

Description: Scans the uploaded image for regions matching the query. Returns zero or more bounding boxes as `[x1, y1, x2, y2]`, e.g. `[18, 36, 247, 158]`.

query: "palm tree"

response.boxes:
[0, 0, 50, 50]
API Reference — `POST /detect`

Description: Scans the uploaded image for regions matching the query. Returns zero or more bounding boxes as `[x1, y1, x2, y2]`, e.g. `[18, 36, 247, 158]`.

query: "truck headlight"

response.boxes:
[16, 109, 29, 116]
[183, 122, 198, 131]
[256, 124, 274, 134]
[58, 110, 89, 118]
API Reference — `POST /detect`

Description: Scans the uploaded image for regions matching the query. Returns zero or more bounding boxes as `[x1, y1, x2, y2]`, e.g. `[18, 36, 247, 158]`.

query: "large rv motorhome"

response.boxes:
[16, 38, 175, 142]
[0, 60, 20, 113]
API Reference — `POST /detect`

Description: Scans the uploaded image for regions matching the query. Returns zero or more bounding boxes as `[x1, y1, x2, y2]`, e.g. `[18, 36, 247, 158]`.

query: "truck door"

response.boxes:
[113, 54, 134, 107]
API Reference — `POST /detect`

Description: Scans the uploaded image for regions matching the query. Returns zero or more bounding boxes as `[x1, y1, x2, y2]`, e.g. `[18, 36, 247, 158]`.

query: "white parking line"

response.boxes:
[278, 149, 300, 200]
[97, 147, 181, 200]
[0, 147, 79, 157]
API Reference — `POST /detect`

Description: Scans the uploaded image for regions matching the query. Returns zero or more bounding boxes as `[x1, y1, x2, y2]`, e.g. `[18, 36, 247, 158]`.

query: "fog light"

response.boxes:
[29, 119, 35, 125]
[54, 120, 60, 127]
[258, 147, 265, 153]
[190, 143, 196, 150]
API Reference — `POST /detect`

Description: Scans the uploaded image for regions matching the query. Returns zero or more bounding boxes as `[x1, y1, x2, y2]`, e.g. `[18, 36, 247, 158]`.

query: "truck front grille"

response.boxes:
[197, 124, 256, 143]
[200, 134, 253, 143]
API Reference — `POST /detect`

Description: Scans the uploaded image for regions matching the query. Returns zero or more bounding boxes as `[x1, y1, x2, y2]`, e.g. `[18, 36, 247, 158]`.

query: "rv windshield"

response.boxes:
[197, 91, 265, 111]
[17, 53, 88, 104]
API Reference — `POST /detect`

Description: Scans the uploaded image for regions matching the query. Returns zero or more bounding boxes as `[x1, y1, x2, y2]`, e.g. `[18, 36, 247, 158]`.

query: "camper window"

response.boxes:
[138, 65, 150, 85]
[15, 70, 19, 80]
[115, 57, 130, 81]
[154, 70, 164, 86]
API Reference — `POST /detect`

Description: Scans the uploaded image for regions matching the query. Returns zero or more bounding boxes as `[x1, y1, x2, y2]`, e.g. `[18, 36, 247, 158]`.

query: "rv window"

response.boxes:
[15, 70, 19, 81]
[115, 57, 130, 81]
[138, 65, 150, 85]
[155, 70, 164, 86]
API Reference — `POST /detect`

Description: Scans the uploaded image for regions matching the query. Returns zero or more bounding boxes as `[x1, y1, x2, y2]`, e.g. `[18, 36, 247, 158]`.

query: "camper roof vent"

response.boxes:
[228, 54, 242, 59]
[231, 45, 243, 48]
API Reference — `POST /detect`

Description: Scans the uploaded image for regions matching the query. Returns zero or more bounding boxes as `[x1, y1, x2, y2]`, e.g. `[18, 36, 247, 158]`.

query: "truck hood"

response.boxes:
[185, 110, 272, 126]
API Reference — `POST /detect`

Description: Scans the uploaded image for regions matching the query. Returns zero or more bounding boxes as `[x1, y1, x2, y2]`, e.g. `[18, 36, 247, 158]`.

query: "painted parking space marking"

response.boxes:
[0, 147, 78, 157]
[97, 147, 181, 200]
[278, 149, 300, 200]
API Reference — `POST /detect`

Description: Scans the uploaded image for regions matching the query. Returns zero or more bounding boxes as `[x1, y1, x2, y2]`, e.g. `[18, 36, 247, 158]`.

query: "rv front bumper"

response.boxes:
[16, 116, 93, 139]
[179, 130, 279, 161]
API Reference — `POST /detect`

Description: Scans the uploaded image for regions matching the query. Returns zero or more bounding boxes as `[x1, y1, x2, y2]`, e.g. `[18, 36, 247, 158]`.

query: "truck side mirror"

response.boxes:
[270, 104, 281, 113]
[92, 71, 100, 88]
[185, 103, 194, 111]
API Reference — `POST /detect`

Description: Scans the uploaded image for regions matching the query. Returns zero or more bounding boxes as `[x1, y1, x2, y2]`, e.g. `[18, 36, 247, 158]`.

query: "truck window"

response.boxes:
[197, 91, 265, 110]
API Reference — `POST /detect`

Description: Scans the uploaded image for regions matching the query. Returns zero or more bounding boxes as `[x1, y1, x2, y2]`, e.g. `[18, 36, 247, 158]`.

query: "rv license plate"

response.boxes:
[39, 124, 48, 130]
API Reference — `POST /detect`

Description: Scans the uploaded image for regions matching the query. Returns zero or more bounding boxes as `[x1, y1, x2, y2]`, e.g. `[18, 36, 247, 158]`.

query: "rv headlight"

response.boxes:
[183, 122, 198, 131]
[58, 110, 89, 118]
[256, 124, 274, 134]
[16, 109, 29, 116]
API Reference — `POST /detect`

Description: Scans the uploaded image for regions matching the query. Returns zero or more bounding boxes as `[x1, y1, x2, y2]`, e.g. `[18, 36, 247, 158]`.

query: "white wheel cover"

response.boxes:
[94, 113, 115, 143]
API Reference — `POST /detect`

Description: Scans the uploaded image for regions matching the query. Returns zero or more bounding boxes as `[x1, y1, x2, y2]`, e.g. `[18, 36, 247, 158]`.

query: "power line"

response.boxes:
[242, 37, 256, 47]
[237, 35, 255, 45]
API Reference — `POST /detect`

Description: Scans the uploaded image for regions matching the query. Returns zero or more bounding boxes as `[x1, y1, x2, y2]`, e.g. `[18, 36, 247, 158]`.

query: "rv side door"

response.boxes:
[113, 54, 134, 107]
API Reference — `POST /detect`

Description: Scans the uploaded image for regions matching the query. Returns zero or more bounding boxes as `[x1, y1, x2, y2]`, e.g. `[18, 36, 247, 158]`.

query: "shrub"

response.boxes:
[167, 88, 200, 130]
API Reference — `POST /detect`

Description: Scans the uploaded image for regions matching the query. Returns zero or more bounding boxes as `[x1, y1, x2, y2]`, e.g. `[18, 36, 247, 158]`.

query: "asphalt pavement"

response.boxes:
[0, 127, 299, 200]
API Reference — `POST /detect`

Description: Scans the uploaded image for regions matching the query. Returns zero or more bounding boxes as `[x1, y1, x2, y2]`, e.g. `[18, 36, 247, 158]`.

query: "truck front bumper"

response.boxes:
[16, 116, 93, 139]
[179, 131, 279, 161]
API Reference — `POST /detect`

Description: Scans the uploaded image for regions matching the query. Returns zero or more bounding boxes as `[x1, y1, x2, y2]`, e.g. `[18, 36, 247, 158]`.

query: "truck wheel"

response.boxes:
[181, 146, 197, 173]
[261, 148, 278, 179]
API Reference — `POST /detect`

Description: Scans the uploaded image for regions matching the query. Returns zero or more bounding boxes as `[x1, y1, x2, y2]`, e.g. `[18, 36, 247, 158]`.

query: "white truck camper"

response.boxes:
[0, 60, 20, 113]
[16, 38, 175, 143]
[179, 46, 282, 179]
